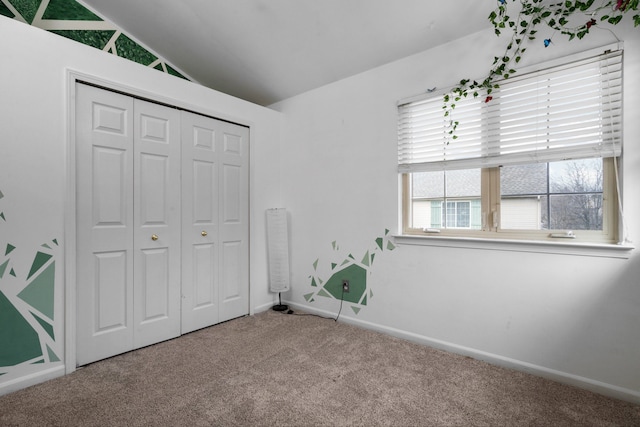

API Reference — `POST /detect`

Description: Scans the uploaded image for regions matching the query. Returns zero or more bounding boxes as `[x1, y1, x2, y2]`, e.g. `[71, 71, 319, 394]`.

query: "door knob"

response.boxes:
[151, 234, 159, 241]
[201, 230, 208, 237]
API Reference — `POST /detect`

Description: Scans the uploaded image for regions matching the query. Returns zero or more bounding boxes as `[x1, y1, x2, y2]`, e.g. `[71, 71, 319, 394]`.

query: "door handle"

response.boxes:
[151, 234, 159, 241]
[201, 230, 208, 237]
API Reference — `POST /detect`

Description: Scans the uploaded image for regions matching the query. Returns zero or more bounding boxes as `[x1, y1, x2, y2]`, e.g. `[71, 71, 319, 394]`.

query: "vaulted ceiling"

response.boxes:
[80, 1, 493, 106]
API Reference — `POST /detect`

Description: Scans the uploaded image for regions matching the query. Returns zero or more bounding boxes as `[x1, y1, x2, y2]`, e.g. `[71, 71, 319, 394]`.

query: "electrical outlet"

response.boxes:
[342, 280, 350, 293]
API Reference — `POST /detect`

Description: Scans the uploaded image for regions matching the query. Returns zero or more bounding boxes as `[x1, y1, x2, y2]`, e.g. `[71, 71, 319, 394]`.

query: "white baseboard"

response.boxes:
[0, 365, 66, 397]
[253, 300, 278, 314]
[286, 301, 640, 405]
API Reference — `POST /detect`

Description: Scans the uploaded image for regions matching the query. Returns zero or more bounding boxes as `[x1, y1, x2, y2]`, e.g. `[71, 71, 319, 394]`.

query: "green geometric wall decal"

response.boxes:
[9, 268, 16, 277]
[32, 359, 45, 364]
[5, 243, 16, 255]
[387, 241, 396, 251]
[370, 290, 374, 299]
[371, 253, 375, 264]
[46, 345, 60, 362]
[0, 189, 3, 199]
[361, 251, 370, 267]
[154, 63, 163, 71]
[340, 259, 349, 266]
[348, 254, 354, 260]
[42, 243, 51, 249]
[19, 262, 55, 319]
[115, 33, 157, 66]
[332, 241, 337, 250]
[331, 263, 337, 270]
[7, 0, 42, 24]
[322, 264, 366, 304]
[50, 29, 116, 50]
[351, 306, 361, 315]
[313, 259, 318, 270]
[311, 277, 317, 287]
[0, 212, 5, 221]
[0, 290, 43, 366]
[26, 251, 52, 280]
[317, 288, 331, 298]
[303, 292, 314, 302]
[32, 311, 54, 340]
[52, 238, 58, 246]
[0, 260, 9, 279]
[0, 1, 14, 18]
[166, 64, 188, 80]
[375, 237, 384, 251]
[42, 0, 101, 21]
[385, 228, 390, 236]
[360, 294, 367, 306]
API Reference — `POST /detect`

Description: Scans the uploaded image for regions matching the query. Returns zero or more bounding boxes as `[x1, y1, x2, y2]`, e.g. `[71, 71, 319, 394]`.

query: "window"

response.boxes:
[399, 47, 622, 244]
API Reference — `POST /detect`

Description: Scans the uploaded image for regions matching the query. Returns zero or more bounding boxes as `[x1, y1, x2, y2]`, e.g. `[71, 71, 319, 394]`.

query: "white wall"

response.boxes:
[0, 16, 282, 394]
[271, 21, 640, 402]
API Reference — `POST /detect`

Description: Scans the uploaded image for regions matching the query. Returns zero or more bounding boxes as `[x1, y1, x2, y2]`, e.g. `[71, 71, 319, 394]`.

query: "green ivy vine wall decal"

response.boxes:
[443, 0, 639, 140]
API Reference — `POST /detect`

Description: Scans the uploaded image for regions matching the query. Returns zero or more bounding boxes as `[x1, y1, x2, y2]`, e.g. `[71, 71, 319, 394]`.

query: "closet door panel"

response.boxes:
[76, 84, 135, 366]
[133, 99, 181, 349]
[219, 123, 249, 322]
[181, 111, 220, 333]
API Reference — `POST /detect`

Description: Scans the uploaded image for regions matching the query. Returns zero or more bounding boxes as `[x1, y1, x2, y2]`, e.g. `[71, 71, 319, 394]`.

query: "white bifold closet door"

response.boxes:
[76, 84, 181, 366]
[76, 83, 249, 366]
[181, 111, 249, 333]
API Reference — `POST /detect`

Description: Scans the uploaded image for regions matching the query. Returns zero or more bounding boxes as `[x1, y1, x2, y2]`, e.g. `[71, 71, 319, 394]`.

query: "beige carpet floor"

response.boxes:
[1, 309, 639, 426]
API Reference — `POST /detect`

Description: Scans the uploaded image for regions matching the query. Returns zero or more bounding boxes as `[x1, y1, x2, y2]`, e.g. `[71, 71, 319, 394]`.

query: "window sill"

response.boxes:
[393, 234, 634, 259]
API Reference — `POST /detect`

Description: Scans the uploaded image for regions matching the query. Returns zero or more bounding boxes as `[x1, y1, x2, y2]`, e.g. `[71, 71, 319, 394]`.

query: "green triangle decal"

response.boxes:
[387, 241, 396, 251]
[375, 237, 384, 251]
[0, 260, 9, 279]
[32, 359, 45, 364]
[0, 2, 11, 18]
[42, 244, 51, 249]
[5, 244, 16, 256]
[0, 212, 5, 221]
[304, 293, 314, 302]
[351, 306, 361, 315]
[318, 288, 331, 298]
[361, 251, 370, 267]
[27, 251, 52, 280]
[313, 259, 319, 270]
[348, 254, 355, 259]
[31, 311, 55, 340]
[19, 262, 55, 319]
[43, 0, 103, 21]
[341, 259, 349, 266]
[311, 277, 318, 287]
[361, 294, 367, 306]
[10, 0, 42, 24]
[46, 345, 60, 362]
[9, 268, 16, 277]
[318, 278, 324, 285]
[371, 253, 376, 265]
[331, 263, 337, 270]
[0, 189, 3, 199]
[385, 228, 390, 235]
[370, 290, 374, 299]
[0, 290, 43, 366]
[52, 239, 58, 246]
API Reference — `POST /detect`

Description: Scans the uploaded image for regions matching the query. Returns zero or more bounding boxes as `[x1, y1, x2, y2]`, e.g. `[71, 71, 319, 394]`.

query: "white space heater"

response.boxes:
[266, 208, 290, 311]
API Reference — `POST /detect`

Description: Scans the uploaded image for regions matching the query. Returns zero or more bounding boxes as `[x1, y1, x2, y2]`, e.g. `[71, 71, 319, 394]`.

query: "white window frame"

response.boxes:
[398, 45, 629, 252]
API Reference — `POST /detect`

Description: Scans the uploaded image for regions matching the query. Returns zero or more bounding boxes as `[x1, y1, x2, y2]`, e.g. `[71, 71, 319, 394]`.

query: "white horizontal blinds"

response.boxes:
[398, 93, 485, 173]
[486, 49, 622, 167]
[398, 49, 622, 173]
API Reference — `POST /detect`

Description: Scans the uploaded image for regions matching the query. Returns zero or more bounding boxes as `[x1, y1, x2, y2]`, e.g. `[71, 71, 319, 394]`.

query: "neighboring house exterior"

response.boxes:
[411, 163, 549, 230]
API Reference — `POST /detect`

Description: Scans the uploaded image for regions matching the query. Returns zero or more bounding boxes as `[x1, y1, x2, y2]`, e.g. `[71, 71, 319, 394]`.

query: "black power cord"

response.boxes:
[282, 286, 347, 321]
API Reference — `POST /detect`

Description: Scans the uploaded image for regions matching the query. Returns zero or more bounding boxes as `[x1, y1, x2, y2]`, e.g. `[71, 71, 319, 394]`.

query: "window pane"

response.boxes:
[410, 169, 480, 230]
[501, 159, 604, 231]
